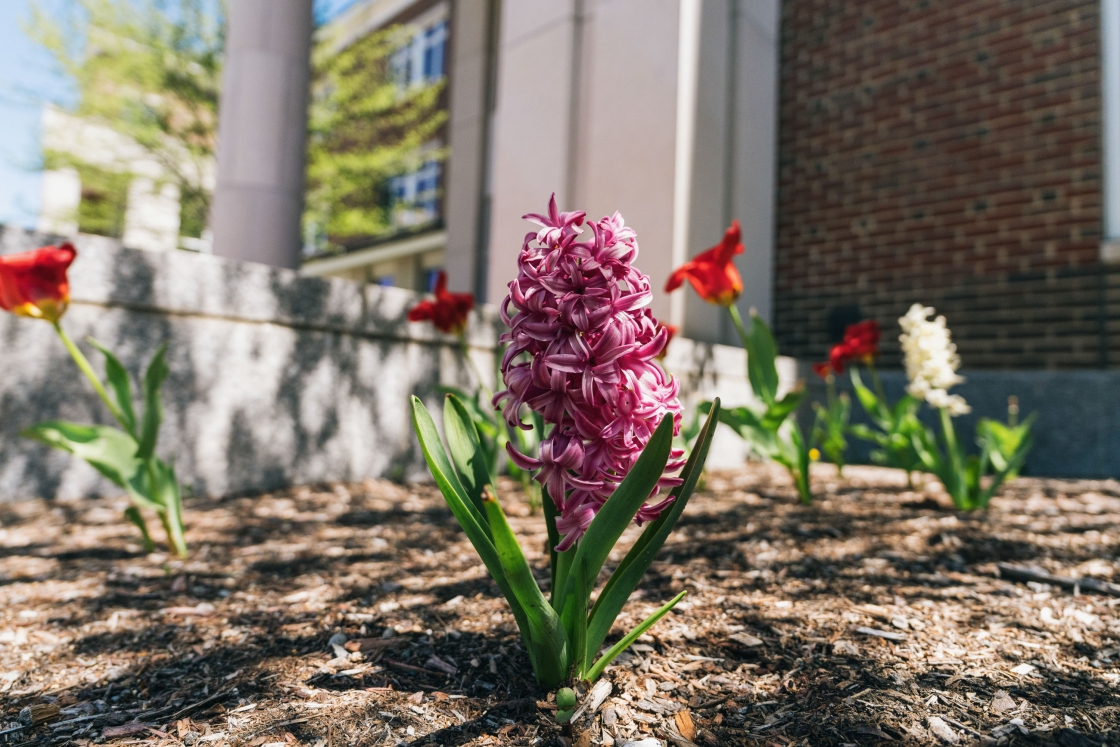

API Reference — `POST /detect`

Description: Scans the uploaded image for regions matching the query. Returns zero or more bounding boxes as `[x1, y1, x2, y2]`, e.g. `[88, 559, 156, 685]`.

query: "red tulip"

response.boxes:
[408, 271, 474, 335]
[0, 243, 77, 324]
[812, 361, 833, 380]
[826, 319, 881, 374]
[665, 221, 744, 307]
[841, 319, 880, 361]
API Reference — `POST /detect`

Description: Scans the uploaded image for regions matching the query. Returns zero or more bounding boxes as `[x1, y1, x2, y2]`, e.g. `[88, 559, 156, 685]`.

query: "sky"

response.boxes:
[0, 0, 356, 230]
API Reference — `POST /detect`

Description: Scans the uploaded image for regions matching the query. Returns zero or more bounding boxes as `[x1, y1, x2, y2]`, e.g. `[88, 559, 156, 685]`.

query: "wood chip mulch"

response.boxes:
[1, 464, 1119, 746]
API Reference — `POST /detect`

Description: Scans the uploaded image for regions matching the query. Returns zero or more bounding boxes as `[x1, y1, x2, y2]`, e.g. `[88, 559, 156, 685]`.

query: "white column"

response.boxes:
[1103, 0, 1120, 261]
[210, 0, 313, 269]
[669, 0, 702, 329]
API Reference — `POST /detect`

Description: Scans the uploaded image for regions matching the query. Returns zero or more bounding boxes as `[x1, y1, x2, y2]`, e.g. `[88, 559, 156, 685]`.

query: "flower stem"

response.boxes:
[939, 406, 968, 508]
[53, 322, 127, 429]
[727, 303, 750, 349]
[867, 360, 888, 404]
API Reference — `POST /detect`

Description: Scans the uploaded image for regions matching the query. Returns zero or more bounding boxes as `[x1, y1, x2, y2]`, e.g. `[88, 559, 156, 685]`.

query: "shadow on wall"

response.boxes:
[0, 229, 493, 501]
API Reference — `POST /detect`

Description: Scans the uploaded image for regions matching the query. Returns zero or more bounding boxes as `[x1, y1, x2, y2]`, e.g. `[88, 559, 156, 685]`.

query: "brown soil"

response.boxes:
[1, 464, 1119, 747]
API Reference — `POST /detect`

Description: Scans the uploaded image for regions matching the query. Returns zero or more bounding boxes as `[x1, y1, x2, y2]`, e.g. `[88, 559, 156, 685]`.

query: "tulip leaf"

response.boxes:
[22, 420, 159, 510]
[410, 397, 531, 641]
[136, 344, 168, 461]
[443, 394, 494, 528]
[123, 506, 155, 552]
[557, 414, 674, 675]
[482, 492, 569, 689]
[746, 312, 779, 407]
[152, 458, 188, 557]
[584, 590, 687, 682]
[585, 399, 719, 663]
[87, 338, 137, 436]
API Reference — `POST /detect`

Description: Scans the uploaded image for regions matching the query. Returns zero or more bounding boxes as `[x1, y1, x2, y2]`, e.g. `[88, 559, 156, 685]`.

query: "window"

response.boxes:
[392, 13, 448, 90]
[388, 158, 442, 227]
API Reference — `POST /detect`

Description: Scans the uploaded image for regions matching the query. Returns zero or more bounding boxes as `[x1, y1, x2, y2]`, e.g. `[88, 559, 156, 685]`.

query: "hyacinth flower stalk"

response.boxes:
[409, 272, 543, 511]
[899, 304, 1033, 509]
[411, 197, 719, 689]
[0, 244, 186, 556]
[667, 222, 813, 503]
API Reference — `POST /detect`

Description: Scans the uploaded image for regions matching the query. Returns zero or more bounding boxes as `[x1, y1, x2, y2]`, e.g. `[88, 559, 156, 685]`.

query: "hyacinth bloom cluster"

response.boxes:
[494, 196, 684, 549]
[899, 303, 970, 416]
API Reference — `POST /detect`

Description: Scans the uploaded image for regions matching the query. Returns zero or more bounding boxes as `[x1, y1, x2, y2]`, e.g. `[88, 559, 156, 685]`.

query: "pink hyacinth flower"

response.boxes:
[493, 195, 684, 549]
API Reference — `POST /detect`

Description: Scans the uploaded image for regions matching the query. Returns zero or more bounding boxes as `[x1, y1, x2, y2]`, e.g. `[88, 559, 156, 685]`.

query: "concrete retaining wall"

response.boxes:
[0, 229, 774, 500]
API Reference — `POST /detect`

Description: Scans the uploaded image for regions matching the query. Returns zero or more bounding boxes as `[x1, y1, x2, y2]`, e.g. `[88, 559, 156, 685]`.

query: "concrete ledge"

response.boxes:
[0, 228, 787, 499]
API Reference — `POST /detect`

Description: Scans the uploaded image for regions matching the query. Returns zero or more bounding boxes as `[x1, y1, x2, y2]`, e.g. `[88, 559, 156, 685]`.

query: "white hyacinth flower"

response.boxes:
[898, 303, 970, 416]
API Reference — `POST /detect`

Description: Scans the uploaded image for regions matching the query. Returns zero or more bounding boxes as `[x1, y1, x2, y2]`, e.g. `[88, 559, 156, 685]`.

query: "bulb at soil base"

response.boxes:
[557, 687, 577, 710]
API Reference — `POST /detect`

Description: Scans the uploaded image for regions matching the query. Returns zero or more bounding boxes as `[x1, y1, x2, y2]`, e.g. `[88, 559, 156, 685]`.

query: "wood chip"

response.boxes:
[102, 723, 154, 738]
[855, 626, 906, 642]
[674, 710, 696, 742]
[927, 716, 959, 744]
[729, 632, 763, 647]
[991, 690, 1017, 713]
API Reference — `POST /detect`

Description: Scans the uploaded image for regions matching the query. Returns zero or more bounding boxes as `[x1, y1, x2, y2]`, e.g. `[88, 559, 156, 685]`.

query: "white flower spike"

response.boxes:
[898, 303, 970, 416]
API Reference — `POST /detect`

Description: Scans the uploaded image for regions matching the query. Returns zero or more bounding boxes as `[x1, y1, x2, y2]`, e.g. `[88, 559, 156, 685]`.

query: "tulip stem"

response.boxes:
[727, 304, 751, 350]
[53, 322, 128, 428]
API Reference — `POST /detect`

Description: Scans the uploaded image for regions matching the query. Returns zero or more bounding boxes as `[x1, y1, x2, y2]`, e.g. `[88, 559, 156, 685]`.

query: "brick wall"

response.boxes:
[774, 0, 1110, 369]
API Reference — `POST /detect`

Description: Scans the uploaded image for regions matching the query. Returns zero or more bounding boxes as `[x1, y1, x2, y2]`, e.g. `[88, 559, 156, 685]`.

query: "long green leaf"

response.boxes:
[87, 338, 137, 436]
[123, 506, 154, 552]
[746, 312, 779, 406]
[557, 414, 675, 675]
[482, 493, 569, 688]
[22, 421, 159, 510]
[136, 344, 169, 460]
[585, 399, 720, 662]
[153, 458, 188, 557]
[584, 590, 688, 682]
[443, 394, 494, 527]
[542, 485, 560, 594]
[410, 397, 530, 637]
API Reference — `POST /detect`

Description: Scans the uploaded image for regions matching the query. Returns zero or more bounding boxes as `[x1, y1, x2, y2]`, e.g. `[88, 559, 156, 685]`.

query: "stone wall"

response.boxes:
[0, 229, 774, 501]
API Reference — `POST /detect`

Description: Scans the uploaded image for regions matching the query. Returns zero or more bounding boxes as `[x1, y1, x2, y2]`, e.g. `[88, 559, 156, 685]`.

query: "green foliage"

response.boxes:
[977, 411, 1036, 480]
[911, 407, 1034, 511]
[23, 333, 186, 556]
[811, 385, 850, 474]
[74, 162, 130, 237]
[410, 395, 719, 689]
[717, 309, 813, 503]
[847, 366, 926, 479]
[305, 24, 448, 248]
[28, 0, 223, 236]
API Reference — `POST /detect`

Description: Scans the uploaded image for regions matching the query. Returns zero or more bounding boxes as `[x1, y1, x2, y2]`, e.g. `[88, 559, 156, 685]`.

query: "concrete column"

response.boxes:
[443, 0, 498, 301]
[485, 0, 581, 303]
[210, 0, 313, 269]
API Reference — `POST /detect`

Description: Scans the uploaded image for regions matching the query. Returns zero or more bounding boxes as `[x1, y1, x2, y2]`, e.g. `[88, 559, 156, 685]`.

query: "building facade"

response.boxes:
[204, 0, 1120, 365]
[775, 0, 1115, 369]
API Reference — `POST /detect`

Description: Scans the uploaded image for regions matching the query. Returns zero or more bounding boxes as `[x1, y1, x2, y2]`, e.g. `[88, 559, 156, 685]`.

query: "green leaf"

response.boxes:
[482, 493, 569, 688]
[152, 458, 188, 557]
[745, 312, 780, 406]
[585, 399, 719, 663]
[87, 338, 136, 435]
[443, 394, 494, 528]
[410, 397, 532, 642]
[123, 506, 154, 552]
[584, 590, 688, 682]
[22, 421, 159, 510]
[136, 343, 169, 460]
[542, 485, 560, 594]
[849, 367, 888, 426]
[761, 387, 805, 430]
[557, 414, 675, 676]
